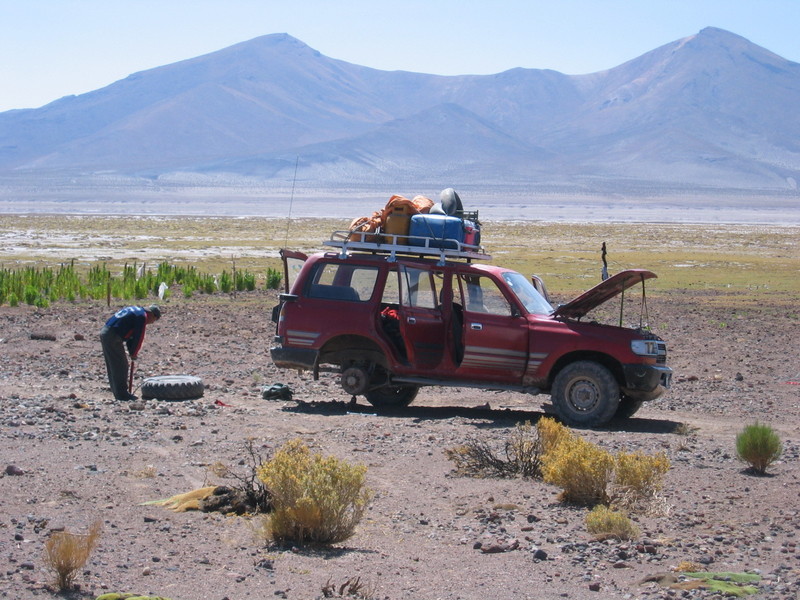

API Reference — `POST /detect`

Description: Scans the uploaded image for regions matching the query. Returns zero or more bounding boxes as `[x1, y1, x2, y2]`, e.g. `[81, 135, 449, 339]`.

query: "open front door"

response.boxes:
[455, 272, 528, 383]
[396, 264, 448, 370]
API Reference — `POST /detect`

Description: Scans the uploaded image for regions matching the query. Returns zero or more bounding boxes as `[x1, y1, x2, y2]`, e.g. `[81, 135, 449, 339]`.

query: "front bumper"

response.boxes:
[270, 346, 318, 371]
[622, 364, 672, 395]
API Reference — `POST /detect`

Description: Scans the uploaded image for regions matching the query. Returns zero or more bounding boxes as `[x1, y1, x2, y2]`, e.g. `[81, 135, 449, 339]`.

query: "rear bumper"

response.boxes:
[622, 364, 672, 396]
[270, 346, 318, 371]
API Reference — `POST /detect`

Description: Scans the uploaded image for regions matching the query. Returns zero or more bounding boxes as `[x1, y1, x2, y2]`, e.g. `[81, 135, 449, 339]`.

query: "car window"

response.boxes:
[382, 267, 400, 304]
[400, 266, 438, 309]
[502, 272, 553, 315]
[307, 263, 379, 302]
[459, 274, 512, 316]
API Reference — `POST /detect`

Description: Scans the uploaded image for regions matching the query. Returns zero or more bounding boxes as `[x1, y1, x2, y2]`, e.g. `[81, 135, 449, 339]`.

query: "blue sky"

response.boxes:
[1, 0, 798, 112]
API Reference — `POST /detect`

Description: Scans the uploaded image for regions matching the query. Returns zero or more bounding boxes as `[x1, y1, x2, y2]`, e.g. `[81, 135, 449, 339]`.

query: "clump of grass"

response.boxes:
[736, 422, 782, 475]
[444, 421, 542, 478]
[612, 451, 670, 511]
[257, 439, 371, 544]
[42, 520, 102, 591]
[585, 505, 640, 540]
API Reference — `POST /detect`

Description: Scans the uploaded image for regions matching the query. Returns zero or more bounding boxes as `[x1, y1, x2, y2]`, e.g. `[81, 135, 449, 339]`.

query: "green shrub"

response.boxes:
[585, 505, 639, 540]
[219, 271, 233, 294]
[24, 284, 38, 305]
[266, 267, 282, 290]
[257, 439, 371, 544]
[736, 422, 782, 475]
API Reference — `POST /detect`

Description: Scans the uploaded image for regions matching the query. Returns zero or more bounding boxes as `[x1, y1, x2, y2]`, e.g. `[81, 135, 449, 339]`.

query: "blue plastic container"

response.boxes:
[409, 214, 465, 249]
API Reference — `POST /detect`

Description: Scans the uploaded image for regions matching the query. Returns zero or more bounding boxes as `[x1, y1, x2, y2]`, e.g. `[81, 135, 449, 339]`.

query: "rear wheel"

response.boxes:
[551, 361, 620, 427]
[365, 384, 419, 408]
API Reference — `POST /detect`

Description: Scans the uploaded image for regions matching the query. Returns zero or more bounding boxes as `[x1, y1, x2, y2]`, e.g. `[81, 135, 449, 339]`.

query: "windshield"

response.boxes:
[502, 272, 553, 315]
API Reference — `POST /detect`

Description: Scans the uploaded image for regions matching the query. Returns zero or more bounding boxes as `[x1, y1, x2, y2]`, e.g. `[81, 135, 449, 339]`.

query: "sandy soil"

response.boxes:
[1, 288, 799, 600]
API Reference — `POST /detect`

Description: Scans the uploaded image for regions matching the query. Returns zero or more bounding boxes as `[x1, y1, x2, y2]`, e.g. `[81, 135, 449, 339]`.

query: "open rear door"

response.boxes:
[279, 249, 308, 294]
[396, 263, 448, 370]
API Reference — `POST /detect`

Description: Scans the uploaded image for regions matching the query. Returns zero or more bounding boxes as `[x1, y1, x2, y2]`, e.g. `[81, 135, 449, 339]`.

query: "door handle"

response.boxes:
[407, 317, 416, 325]
[470, 323, 483, 331]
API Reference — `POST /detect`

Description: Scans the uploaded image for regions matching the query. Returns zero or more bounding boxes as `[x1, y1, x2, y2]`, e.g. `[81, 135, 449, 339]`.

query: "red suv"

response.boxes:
[270, 232, 671, 427]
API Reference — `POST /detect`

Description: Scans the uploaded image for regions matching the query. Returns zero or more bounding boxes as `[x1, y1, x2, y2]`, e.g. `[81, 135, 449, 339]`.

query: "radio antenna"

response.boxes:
[284, 156, 299, 247]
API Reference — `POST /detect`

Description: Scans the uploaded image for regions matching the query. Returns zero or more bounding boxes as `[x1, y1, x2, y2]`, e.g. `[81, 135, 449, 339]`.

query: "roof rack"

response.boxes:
[323, 230, 491, 264]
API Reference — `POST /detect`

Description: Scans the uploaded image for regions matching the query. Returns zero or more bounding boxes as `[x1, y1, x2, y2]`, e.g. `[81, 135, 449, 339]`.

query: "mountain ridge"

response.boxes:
[1, 28, 799, 195]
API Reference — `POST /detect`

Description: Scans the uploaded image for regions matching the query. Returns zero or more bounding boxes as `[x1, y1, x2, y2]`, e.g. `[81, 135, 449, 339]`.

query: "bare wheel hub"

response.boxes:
[567, 379, 600, 412]
[341, 366, 370, 395]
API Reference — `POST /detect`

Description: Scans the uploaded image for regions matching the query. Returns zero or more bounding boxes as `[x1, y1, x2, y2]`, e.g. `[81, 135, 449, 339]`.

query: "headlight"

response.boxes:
[631, 339, 660, 356]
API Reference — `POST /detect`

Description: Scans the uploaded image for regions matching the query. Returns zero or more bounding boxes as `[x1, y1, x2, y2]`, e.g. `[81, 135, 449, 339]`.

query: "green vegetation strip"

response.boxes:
[682, 572, 761, 597]
[1, 215, 797, 304]
[0, 259, 281, 307]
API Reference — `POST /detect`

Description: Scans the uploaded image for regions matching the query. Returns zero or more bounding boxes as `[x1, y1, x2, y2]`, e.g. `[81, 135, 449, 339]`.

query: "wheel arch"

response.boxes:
[319, 335, 389, 369]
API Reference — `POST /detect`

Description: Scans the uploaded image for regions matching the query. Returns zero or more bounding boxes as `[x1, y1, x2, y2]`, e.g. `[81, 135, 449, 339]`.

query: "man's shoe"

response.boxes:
[115, 393, 138, 401]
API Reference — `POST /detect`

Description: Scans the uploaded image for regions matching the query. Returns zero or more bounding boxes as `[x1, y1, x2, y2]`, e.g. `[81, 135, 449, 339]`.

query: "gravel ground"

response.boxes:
[1, 288, 799, 600]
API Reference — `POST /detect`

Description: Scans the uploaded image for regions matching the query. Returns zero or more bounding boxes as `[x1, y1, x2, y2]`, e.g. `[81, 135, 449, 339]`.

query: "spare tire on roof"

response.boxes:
[141, 375, 205, 401]
[439, 188, 463, 216]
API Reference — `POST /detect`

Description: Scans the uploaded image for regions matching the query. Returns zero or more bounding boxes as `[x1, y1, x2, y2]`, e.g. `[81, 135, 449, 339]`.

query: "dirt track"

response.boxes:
[1, 288, 800, 599]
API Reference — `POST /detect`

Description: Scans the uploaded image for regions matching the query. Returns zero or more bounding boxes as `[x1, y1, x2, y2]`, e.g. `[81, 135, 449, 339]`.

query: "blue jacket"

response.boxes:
[105, 306, 148, 358]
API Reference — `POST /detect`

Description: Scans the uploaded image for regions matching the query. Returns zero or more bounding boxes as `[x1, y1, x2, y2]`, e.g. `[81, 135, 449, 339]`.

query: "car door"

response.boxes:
[455, 272, 528, 383]
[396, 263, 447, 370]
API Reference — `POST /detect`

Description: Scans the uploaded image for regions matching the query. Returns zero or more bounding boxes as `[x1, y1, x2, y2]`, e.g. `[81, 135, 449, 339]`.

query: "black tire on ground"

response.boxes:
[141, 375, 205, 401]
[364, 385, 419, 408]
[615, 396, 644, 419]
[551, 361, 620, 427]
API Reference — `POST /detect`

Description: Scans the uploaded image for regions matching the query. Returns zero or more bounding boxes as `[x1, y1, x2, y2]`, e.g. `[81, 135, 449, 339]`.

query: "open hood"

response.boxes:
[552, 269, 657, 320]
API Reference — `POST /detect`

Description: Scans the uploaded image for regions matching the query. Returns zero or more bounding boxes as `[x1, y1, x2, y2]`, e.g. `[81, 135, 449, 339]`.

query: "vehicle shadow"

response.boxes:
[284, 399, 682, 434]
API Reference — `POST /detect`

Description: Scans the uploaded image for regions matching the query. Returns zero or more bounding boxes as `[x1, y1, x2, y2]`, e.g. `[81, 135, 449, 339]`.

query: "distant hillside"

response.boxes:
[1, 28, 799, 198]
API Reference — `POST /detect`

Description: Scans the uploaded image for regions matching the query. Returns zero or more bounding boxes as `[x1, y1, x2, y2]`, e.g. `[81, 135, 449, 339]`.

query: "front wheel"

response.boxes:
[365, 384, 419, 408]
[615, 396, 644, 419]
[551, 361, 620, 427]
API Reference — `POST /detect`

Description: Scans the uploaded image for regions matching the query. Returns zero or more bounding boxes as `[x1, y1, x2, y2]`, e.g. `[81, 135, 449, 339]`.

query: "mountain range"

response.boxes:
[1, 27, 799, 198]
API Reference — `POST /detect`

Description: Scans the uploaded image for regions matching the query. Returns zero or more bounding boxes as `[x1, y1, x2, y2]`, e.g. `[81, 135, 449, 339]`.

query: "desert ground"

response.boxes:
[1, 215, 799, 600]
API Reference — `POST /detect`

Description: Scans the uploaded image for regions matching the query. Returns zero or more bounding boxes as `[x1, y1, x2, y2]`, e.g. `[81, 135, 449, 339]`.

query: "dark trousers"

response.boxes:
[100, 326, 129, 399]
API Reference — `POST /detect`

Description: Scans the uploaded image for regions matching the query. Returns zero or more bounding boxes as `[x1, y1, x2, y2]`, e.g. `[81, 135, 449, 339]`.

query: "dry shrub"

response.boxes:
[585, 505, 639, 540]
[131, 465, 157, 479]
[444, 421, 542, 478]
[611, 451, 670, 511]
[43, 519, 102, 590]
[257, 439, 371, 544]
[504, 421, 543, 477]
[445, 439, 508, 477]
[321, 576, 377, 599]
[541, 433, 614, 505]
[536, 416, 571, 456]
[674, 560, 704, 572]
[736, 421, 782, 475]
